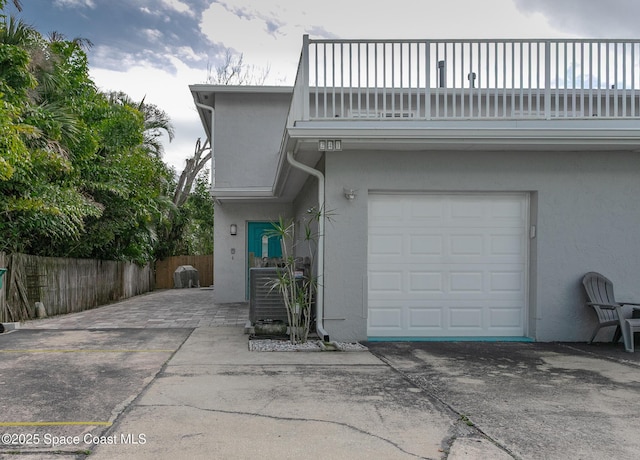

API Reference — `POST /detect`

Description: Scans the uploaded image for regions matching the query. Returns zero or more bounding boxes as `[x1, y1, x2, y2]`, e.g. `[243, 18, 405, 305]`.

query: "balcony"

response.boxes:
[288, 37, 640, 127]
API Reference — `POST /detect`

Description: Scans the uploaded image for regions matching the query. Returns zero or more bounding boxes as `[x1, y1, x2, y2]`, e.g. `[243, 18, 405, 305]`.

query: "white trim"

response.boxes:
[189, 85, 293, 95]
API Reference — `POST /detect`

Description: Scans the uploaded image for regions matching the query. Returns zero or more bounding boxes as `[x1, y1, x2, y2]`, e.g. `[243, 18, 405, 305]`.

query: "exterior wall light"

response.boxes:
[230, 224, 238, 236]
[343, 187, 357, 201]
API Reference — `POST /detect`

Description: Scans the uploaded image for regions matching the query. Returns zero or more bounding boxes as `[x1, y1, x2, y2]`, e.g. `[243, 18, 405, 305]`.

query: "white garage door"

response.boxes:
[368, 193, 528, 338]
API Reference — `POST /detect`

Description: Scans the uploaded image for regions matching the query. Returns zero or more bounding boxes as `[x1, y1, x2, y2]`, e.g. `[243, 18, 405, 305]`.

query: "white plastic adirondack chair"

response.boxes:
[582, 272, 640, 352]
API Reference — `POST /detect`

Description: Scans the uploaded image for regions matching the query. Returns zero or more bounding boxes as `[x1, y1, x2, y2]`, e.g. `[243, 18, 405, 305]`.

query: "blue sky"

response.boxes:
[7, 0, 639, 171]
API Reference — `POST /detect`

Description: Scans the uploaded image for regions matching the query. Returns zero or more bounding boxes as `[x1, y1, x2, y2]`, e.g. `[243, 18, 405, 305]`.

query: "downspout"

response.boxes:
[286, 151, 330, 342]
[195, 101, 215, 286]
[194, 102, 215, 189]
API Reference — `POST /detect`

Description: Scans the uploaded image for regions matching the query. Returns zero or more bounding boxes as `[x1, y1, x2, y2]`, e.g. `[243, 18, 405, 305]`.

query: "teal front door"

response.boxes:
[247, 222, 283, 298]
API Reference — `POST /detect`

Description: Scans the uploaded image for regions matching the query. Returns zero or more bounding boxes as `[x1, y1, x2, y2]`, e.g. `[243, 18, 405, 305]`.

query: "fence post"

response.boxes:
[0, 252, 6, 323]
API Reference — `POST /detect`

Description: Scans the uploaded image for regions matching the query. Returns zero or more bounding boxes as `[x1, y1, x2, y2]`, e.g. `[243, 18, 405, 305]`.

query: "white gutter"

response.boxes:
[194, 101, 214, 140]
[194, 102, 215, 191]
[194, 101, 216, 286]
[286, 151, 330, 342]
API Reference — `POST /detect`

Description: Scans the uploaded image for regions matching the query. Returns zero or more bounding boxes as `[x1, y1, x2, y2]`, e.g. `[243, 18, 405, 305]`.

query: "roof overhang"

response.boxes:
[266, 117, 640, 204]
[190, 84, 293, 144]
[286, 118, 640, 153]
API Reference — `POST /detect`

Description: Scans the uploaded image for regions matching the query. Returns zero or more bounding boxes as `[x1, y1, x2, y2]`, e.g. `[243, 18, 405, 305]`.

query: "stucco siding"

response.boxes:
[322, 149, 640, 342]
[291, 157, 324, 258]
[213, 201, 292, 303]
[213, 92, 290, 189]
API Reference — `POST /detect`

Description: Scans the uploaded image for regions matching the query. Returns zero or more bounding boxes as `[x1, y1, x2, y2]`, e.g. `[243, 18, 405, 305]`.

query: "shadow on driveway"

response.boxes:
[366, 340, 640, 460]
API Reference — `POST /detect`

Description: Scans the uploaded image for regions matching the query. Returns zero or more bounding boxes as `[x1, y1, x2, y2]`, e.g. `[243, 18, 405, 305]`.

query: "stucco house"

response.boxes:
[191, 37, 640, 343]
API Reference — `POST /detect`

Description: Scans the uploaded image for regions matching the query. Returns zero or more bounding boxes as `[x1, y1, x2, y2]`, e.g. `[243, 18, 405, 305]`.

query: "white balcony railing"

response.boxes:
[288, 37, 640, 125]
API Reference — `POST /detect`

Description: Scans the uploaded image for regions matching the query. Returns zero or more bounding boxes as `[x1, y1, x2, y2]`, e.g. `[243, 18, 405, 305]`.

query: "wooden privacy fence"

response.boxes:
[0, 252, 154, 323]
[0, 252, 6, 321]
[155, 255, 213, 289]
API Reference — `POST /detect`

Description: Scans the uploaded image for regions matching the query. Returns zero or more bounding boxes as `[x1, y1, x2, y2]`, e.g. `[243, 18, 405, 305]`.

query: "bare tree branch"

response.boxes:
[206, 49, 270, 85]
[173, 138, 211, 207]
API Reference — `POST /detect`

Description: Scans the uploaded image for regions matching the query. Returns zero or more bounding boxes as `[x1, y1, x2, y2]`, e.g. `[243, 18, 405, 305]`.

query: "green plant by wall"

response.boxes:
[266, 207, 330, 344]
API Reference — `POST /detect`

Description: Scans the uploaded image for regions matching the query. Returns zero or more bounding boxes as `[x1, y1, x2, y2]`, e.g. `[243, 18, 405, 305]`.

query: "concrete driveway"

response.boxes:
[0, 289, 246, 459]
[0, 328, 191, 452]
[2, 289, 640, 459]
[87, 327, 477, 460]
[367, 341, 640, 460]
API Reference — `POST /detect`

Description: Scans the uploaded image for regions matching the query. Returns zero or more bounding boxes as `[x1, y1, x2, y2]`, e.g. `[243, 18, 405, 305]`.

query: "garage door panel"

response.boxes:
[369, 198, 404, 221]
[408, 272, 444, 293]
[409, 234, 443, 255]
[368, 307, 403, 329]
[450, 198, 486, 219]
[450, 234, 484, 256]
[449, 271, 484, 292]
[369, 271, 403, 293]
[369, 304, 524, 337]
[408, 307, 443, 328]
[369, 234, 403, 255]
[367, 306, 404, 335]
[449, 307, 484, 328]
[369, 265, 525, 297]
[410, 202, 446, 221]
[490, 197, 527, 220]
[368, 193, 528, 337]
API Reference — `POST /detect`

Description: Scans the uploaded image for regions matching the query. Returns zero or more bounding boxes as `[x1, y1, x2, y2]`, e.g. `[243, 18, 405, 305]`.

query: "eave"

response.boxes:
[286, 118, 640, 152]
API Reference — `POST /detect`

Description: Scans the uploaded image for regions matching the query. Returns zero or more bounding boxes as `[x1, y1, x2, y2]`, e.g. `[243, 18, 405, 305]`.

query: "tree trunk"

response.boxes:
[173, 138, 211, 207]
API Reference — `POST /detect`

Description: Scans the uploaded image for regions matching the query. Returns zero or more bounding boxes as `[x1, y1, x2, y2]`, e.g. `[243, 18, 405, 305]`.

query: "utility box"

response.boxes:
[173, 265, 200, 289]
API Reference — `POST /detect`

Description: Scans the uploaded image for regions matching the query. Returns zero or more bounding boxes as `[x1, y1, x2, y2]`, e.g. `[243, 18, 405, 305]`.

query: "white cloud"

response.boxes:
[53, 0, 95, 8]
[142, 28, 164, 41]
[161, 0, 196, 18]
[200, 2, 310, 84]
[200, 0, 573, 85]
[513, 0, 640, 37]
[90, 0, 586, 171]
[175, 45, 205, 63]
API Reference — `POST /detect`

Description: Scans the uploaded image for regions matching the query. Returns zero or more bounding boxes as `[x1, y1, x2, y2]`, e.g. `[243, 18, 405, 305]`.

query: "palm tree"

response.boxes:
[0, 14, 36, 45]
[0, 1, 23, 12]
[48, 31, 92, 50]
[106, 91, 175, 157]
[138, 96, 175, 158]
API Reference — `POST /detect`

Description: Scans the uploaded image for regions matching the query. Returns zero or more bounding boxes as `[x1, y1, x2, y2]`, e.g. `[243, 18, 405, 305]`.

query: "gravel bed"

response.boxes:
[249, 338, 368, 352]
[334, 341, 368, 352]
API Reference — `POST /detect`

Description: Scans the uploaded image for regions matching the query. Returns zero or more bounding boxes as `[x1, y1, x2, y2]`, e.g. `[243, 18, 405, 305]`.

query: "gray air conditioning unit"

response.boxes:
[249, 268, 288, 324]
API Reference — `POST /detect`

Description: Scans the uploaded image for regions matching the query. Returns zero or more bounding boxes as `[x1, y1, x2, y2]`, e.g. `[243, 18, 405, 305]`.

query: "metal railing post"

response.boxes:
[301, 35, 310, 121]
[286, 38, 640, 122]
[544, 41, 551, 120]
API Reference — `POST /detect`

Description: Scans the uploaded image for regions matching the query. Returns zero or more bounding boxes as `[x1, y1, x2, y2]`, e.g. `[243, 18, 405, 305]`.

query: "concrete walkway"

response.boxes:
[88, 327, 476, 460]
[4, 289, 640, 459]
